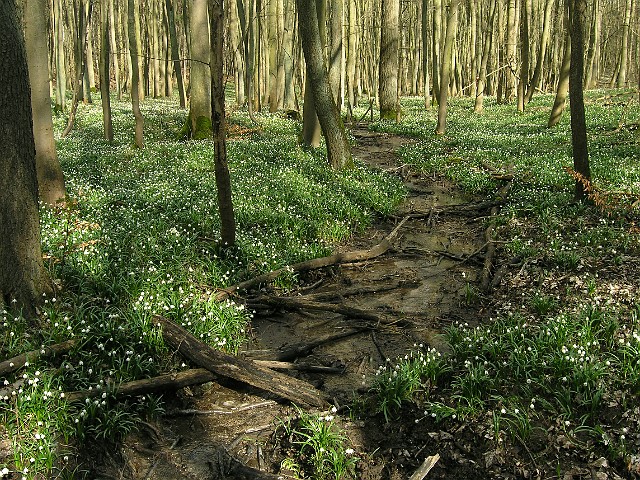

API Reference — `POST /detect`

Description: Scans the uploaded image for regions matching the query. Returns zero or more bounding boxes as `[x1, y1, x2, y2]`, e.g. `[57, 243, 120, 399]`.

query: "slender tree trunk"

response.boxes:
[151, 0, 161, 97]
[617, 0, 632, 88]
[569, 0, 590, 200]
[329, 0, 344, 106]
[108, 0, 121, 100]
[524, 0, 553, 104]
[0, 0, 51, 316]
[517, 0, 529, 112]
[128, 0, 144, 148]
[435, 0, 459, 134]
[378, 0, 400, 119]
[346, 0, 358, 115]
[474, 0, 497, 113]
[584, 0, 600, 88]
[267, 0, 278, 111]
[297, 0, 352, 169]
[302, 0, 325, 147]
[282, 0, 296, 109]
[24, 0, 68, 205]
[422, 0, 431, 108]
[53, 0, 66, 111]
[505, 0, 517, 101]
[548, 7, 571, 128]
[166, 0, 187, 108]
[100, 0, 113, 141]
[229, 0, 245, 106]
[210, 0, 236, 247]
[431, 0, 442, 103]
[187, 0, 212, 138]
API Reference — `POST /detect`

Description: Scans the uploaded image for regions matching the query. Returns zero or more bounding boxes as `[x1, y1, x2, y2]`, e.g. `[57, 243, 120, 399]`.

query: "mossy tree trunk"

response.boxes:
[297, 0, 352, 169]
[0, 0, 52, 317]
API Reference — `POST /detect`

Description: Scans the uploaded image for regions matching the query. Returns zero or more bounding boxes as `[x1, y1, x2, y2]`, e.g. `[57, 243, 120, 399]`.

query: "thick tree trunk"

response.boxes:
[378, 0, 400, 119]
[24, 0, 68, 206]
[435, 0, 459, 135]
[298, 0, 352, 169]
[100, 0, 113, 141]
[301, 0, 325, 148]
[548, 9, 570, 128]
[128, 0, 144, 148]
[188, 0, 212, 138]
[166, 0, 187, 108]
[569, 0, 590, 201]
[210, 0, 236, 247]
[0, 0, 51, 317]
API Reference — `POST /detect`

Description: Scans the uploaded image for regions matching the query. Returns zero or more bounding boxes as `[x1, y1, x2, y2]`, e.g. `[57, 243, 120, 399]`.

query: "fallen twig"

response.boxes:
[409, 454, 441, 480]
[0, 339, 76, 376]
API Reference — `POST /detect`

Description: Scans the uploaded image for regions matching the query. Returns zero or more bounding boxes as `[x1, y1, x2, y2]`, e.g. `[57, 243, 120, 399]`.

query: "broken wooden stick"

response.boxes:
[409, 454, 441, 480]
[215, 216, 410, 301]
[155, 315, 327, 408]
[0, 339, 76, 376]
[65, 368, 217, 403]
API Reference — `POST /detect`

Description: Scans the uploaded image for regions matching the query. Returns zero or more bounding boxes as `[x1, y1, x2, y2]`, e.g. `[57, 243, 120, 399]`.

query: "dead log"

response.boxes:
[215, 216, 410, 301]
[0, 339, 76, 376]
[242, 329, 366, 362]
[155, 315, 327, 408]
[65, 368, 217, 403]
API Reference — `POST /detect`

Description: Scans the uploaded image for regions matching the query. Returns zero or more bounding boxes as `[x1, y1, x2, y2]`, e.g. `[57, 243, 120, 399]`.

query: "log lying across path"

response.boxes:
[215, 216, 410, 301]
[155, 315, 327, 408]
[0, 339, 76, 377]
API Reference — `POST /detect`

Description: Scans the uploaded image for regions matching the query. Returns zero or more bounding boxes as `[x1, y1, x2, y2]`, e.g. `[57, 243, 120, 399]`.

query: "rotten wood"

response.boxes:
[215, 216, 410, 301]
[65, 368, 217, 403]
[155, 315, 327, 408]
[409, 454, 441, 480]
[0, 339, 76, 376]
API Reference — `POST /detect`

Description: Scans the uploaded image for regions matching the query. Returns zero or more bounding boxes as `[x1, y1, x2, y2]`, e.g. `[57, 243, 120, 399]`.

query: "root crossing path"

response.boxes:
[95, 128, 491, 480]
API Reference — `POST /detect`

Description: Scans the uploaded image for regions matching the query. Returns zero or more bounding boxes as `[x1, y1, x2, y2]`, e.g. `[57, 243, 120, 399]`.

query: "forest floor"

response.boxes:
[89, 125, 634, 480]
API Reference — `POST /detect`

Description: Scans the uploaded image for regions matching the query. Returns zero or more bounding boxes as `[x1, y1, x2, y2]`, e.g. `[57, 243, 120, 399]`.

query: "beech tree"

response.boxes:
[435, 0, 460, 135]
[378, 0, 400, 119]
[1, 0, 51, 317]
[297, 0, 352, 169]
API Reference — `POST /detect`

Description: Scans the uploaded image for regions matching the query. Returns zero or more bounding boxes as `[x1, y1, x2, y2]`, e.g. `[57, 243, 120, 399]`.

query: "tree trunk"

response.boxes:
[378, 0, 400, 119]
[0, 0, 51, 317]
[435, 0, 459, 135]
[187, 0, 212, 138]
[505, 0, 517, 102]
[24, 0, 68, 206]
[282, 0, 296, 109]
[524, 0, 553, 104]
[267, 0, 278, 111]
[108, 0, 121, 100]
[346, 0, 358, 115]
[421, 0, 431, 108]
[229, 0, 245, 106]
[297, 0, 353, 169]
[548, 6, 570, 128]
[166, 0, 187, 108]
[53, 0, 66, 111]
[517, 0, 529, 112]
[432, 0, 442, 103]
[100, 0, 113, 141]
[569, 0, 590, 201]
[584, 0, 600, 89]
[210, 0, 236, 247]
[151, 0, 162, 97]
[474, 0, 497, 113]
[128, 0, 144, 148]
[329, 0, 344, 107]
[301, 0, 325, 148]
[617, 0, 632, 88]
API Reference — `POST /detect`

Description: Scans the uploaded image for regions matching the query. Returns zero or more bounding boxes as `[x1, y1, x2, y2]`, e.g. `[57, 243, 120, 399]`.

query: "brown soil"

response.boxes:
[88, 128, 498, 479]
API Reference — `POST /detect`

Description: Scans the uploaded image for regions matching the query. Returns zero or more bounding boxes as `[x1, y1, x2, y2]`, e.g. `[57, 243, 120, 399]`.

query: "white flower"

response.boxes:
[345, 448, 354, 455]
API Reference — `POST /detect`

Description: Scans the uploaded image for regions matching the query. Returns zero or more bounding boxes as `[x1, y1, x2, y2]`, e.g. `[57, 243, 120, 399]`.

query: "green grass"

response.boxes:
[0, 93, 403, 479]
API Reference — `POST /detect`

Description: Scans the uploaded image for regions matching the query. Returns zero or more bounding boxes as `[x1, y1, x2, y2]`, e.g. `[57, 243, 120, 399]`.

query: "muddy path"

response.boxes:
[93, 128, 492, 479]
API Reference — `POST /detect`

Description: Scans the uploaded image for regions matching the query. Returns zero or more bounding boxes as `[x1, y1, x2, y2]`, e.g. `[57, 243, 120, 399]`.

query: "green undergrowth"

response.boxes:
[367, 91, 640, 475]
[0, 94, 403, 478]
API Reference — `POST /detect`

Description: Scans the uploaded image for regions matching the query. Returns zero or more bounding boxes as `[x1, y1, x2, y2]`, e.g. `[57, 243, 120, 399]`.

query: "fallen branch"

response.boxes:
[248, 295, 380, 322]
[155, 315, 327, 408]
[0, 339, 76, 376]
[409, 454, 441, 480]
[254, 360, 344, 373]
[215, 216, 410, 301]
[65, 368, 216, 403]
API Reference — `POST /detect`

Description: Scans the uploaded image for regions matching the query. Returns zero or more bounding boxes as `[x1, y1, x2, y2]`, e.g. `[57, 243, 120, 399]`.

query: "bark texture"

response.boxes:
[298, 0, 352, 169]
[378, 0, 400, 119]
[188, 0, 212, 139]
[24, 0, 67, 205]
[435, 0, 460, 135]
[0, 0, 51, 316]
